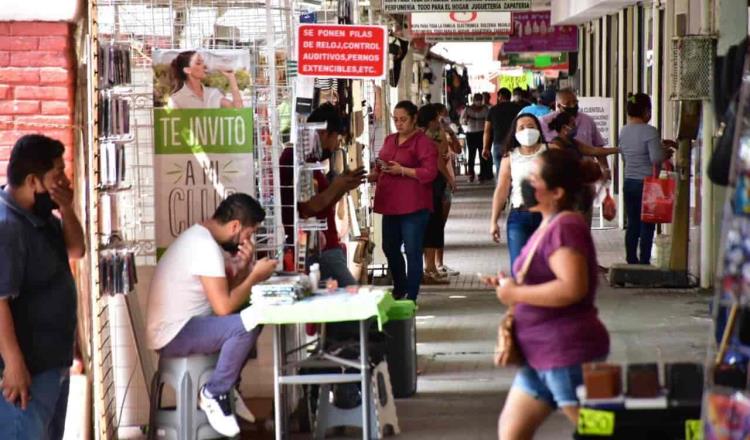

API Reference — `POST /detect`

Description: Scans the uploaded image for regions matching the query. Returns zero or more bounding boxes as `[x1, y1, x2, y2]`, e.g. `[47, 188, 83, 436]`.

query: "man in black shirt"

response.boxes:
[482, 88, 522, 178]
[0, 135, 85, 440]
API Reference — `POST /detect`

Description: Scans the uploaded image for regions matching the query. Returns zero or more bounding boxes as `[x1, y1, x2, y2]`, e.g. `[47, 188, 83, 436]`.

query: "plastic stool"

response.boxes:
[148, 354, 222, 440]
[314, 360, 400, 439]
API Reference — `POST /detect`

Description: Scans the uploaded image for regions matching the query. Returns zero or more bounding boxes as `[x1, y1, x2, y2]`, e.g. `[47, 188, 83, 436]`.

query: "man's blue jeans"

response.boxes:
[309, 247, 356, 287]
[507, 209, 543, 275]
[381, 209, 430, 301]
[624, 178, 656, 265]
[160, 314, 261, 396]
[493, 144, 504, 179]
[0, 367, 70, 440]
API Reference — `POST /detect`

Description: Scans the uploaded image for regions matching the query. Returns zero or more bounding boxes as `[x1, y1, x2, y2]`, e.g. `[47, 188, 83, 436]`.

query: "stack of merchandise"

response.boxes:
[251, 275, 313, 306]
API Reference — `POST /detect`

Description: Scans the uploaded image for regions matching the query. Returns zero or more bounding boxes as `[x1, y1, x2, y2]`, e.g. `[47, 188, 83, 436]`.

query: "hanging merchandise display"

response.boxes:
[98, 94, 131, 138]
[98, 42, 132, 88]
[701, 47, 750, 440]
[86, 2, 299, 438]
[99, 246, 138, 297]
[389, 37, 409, 88]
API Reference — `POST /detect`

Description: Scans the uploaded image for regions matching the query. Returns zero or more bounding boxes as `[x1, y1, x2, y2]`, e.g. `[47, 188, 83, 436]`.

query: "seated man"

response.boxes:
[146, 193, 277, 437]
[280, 103, 366, 287]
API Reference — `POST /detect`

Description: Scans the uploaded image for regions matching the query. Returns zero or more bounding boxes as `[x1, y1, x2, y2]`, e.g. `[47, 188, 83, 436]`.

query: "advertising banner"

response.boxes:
[411, 12, 512, 37]
[498, 71, 532, 90]
[297, 24, 388, 79]
[578, 97, 612, 147]
[152, 49, 255, 254]
[503, 11, 578, 53]
[384, 0, 530, 13]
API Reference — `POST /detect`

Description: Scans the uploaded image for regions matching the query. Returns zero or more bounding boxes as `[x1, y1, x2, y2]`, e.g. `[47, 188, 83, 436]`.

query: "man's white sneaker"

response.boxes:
[199, 385, 240, 437]
[233, 387, 256, 423]
[437, 265, 460, 276]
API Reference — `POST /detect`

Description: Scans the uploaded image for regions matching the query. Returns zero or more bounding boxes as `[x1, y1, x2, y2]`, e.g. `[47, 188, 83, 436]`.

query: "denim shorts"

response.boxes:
[512, 364, 583, 409]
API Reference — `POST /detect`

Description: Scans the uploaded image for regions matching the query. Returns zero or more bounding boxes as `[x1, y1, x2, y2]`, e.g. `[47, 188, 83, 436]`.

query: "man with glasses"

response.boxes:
[540, 88, 612, 182]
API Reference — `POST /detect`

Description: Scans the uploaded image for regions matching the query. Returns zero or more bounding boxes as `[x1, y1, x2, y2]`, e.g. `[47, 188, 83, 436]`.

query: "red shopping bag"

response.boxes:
[602, 188, 616, 221]
[641, 167, 676, 223]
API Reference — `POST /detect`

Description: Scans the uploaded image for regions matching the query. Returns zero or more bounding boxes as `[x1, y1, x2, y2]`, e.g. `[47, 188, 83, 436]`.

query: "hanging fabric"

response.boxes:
[98, 42, 132, 88]
[99, 246, 138, 297]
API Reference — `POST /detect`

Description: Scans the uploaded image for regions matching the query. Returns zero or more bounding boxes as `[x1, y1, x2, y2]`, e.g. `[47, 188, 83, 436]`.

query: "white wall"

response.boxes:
[0, 0, 82, 21]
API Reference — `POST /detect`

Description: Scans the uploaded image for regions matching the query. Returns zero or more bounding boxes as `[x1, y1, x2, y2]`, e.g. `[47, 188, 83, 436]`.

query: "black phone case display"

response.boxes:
[95, 41, 137, 298]
[97, 93, 131, 139]
[704, 50, 750, 439]
[97, 42, 132, 88]
[99, 246, 138, 296]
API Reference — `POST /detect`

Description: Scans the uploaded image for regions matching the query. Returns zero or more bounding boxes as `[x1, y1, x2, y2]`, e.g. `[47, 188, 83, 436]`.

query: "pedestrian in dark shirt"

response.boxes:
[0, 134, 85, 440]
[483, 88, 522, 178]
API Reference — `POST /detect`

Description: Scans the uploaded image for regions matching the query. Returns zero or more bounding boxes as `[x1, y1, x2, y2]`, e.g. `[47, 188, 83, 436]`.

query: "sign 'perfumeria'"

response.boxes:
[383, 0, 530, 13]
[297, 24, 388, 79]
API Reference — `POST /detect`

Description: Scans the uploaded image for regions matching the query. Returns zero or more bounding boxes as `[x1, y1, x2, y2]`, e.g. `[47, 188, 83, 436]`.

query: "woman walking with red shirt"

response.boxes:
[371, 101, 438, 300]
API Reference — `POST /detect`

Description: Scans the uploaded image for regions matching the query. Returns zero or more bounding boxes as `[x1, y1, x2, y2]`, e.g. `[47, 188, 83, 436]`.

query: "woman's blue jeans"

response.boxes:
[624, 178, 656, 265]
[381, 209, 430, 301]
[506, 209, 542, 274]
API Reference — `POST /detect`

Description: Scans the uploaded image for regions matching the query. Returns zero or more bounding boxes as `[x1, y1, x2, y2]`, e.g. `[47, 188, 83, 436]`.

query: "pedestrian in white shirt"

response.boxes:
[146, 193, 277, 437]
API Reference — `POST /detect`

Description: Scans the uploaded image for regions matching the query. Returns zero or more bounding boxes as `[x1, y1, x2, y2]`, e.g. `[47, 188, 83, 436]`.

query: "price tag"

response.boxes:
[577, 408, 615, 436]
[685, 419, 702, 440]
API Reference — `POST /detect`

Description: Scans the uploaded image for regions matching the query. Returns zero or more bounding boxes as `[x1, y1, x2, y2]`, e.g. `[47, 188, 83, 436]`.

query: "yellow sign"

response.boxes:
[498, 73, 529, 91]
[685, 419, 702, 440]
[577, 408, 615, 436]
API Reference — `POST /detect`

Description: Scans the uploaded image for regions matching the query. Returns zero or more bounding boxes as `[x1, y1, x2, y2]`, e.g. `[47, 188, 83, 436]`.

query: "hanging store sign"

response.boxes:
[503, 11, 578, 53]
[410, 12, 512, 37]
[152, 49, 255, 255]
[297, 24, 388, 79]
[383, 0, 530, 13]
[497, 71, 532, 90]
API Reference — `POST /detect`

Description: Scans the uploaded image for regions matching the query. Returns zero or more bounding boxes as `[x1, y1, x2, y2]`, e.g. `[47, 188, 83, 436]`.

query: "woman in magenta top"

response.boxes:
[371, 100, 438, 301]
[490, 149, 609, 438]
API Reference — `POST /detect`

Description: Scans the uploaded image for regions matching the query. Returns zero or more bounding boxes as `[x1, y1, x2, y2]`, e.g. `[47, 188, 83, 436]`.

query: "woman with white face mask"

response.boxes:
[489, 113, 548, 272]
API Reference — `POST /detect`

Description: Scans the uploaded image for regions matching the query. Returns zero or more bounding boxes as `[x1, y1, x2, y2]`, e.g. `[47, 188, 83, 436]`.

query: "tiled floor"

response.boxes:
[305, 178, 711, 440]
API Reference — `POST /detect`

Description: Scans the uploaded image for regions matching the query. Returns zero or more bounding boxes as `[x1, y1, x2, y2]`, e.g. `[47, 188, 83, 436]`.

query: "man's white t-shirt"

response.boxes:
[168, 84, 224, 109]
[146, 224, 226, 349]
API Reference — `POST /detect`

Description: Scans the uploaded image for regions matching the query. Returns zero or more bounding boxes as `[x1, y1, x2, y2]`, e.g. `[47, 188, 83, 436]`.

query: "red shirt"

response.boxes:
[279, 147, 340, 251]
[374, 131, 438, 216]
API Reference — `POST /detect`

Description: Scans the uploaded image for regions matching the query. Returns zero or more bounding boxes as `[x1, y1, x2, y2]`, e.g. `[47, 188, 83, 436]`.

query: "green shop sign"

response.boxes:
[154, 108, 254, 154]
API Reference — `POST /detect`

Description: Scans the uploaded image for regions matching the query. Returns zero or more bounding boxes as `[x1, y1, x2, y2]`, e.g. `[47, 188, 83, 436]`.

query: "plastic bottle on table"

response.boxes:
[309, 263, 320, 290]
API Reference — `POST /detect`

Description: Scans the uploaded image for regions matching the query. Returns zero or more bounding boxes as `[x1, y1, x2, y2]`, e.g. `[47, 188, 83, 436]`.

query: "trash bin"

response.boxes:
[384, 300, 417, 398]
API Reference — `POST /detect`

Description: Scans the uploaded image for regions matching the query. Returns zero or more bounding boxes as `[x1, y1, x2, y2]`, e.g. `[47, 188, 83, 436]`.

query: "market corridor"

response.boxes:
[375, 177, 710, 439]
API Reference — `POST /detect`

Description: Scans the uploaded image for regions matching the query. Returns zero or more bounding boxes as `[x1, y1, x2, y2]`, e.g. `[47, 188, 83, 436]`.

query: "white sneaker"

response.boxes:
[199, 385, 240, 437]
[233, 387, 256, 423]
[437, 265, 460, 276]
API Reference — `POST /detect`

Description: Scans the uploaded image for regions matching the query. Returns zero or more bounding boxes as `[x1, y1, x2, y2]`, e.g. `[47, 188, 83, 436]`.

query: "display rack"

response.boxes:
[701, 51, 750, 438]
[87, 0, 301, 435]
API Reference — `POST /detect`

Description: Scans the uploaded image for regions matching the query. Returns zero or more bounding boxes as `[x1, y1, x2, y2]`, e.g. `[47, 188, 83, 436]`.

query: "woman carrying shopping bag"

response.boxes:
[485, 149, 610, 439]
[619, 93, 675, 265]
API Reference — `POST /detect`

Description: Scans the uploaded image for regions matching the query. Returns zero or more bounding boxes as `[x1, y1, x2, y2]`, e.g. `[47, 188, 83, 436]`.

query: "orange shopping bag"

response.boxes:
[641, 166, 676, 223]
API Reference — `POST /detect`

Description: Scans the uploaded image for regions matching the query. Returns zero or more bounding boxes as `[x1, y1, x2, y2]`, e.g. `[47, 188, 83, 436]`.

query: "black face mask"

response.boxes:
[221, 234, 241, 255]
[33, 191, 59, 219]
[562, 105, 579, 117]
[520, 179, 539, 208]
